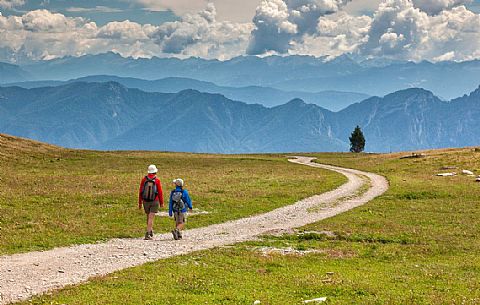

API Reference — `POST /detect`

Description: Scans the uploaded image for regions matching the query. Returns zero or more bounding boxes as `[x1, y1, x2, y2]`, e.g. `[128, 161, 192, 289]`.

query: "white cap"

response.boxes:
[173, 178, 184, 187]
[147, 164, 158, 174]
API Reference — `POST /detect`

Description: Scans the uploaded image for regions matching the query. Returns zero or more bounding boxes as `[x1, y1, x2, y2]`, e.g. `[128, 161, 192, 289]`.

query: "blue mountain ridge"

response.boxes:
[5, 52, 480, 100]
[1, 81, 479, 153]
[5, 75, 369, 112]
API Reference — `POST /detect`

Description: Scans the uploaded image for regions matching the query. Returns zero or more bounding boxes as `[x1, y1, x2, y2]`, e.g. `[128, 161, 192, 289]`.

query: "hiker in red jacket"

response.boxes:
[139, 164, 164, 240]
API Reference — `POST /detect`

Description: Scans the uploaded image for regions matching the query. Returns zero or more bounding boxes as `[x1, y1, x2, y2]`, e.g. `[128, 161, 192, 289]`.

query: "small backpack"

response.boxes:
[171, 190, 185, 212]
[142, 176, 158, 202]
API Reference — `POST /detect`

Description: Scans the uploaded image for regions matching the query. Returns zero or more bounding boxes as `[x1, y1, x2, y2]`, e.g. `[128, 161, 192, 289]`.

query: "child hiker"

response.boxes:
[169, 178, 192, 240]
[138, 164, 164, 240]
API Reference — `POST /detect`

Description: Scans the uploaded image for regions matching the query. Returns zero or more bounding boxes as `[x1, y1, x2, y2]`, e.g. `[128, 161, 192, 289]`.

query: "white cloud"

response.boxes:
[433, 50, 455, 61]
[1, 0, 480, 63]
[0, 4, 252, 62]
[135, 0, 261, 22]
[357, 0, 480, 61]
[97, 20, 152, 40]
[0, 0, 24, 9]
[293, 11, 371, 57]
[247, 0, 351, 54]
[0, 9, 161, 61]
[359, 0, 430, 60]
[21, 9, 85, 32]
[411, 0, 472, 15]
[149, 3, 253, 59]
[427, 5, 480, 61]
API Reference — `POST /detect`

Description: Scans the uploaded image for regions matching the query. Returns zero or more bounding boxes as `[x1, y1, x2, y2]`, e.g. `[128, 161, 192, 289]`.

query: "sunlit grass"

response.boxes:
[0, 134, 345, 254]
[22, 147, 480, 304]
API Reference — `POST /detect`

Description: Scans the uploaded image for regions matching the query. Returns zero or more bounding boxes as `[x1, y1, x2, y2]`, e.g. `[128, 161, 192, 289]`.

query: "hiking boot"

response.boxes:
[177, 230, 182, 239]
[172, 229, 179, 240]
[144, 232, 152, 240]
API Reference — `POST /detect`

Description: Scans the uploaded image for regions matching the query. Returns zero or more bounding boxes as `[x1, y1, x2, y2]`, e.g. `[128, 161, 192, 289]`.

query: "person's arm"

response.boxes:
[168, 192, 173, 217]
[138, 177, 145, 209]
[157, 179, 164, 207]
[183, 190, 193, 210]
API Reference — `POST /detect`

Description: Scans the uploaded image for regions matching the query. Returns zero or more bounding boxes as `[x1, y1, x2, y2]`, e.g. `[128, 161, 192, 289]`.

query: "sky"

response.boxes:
[1, 0, 480, 63]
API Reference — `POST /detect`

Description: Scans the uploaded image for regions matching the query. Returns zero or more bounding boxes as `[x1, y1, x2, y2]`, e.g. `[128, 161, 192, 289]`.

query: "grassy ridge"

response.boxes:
[0, 134, 345, 255]
[22, 148, 480, 304]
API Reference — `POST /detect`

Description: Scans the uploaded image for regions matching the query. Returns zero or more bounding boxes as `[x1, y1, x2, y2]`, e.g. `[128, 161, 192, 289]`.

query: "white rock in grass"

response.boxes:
[253, 301, 261, 305]
[462, 170, 474, 175]
[437, 173, 456, 177]
[303, 297, 327, 303]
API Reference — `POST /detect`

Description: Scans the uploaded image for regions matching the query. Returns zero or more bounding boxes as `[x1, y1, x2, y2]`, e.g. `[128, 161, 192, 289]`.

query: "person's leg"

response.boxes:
[147, 213, 155, 233]
[172, 212, 179, 240]
[147, 201, 159, 237]
[176, 213, 186, 239]
[143, 202, 152, 240]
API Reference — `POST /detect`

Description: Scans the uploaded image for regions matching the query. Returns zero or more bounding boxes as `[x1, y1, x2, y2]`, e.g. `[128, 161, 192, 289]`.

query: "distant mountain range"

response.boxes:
[1, 81, 479, 153]
[6, 75, 369, 111]
[4, 52, 480, 100]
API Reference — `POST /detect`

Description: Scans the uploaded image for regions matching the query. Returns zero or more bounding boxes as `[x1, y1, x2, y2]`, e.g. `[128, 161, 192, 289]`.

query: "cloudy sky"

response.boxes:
[1, 0, 480, 62]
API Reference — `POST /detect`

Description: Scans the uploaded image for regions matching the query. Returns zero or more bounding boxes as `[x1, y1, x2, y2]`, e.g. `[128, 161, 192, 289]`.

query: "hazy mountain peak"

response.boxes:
[470, 85, 480, 98]
[284, 98, 307, 106]
[384, 88, 436, 99]
[176, 88, 204, 96]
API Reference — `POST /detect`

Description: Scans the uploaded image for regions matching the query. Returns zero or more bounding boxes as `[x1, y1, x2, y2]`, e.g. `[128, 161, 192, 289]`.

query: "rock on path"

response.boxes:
[0, 157, 388, 304]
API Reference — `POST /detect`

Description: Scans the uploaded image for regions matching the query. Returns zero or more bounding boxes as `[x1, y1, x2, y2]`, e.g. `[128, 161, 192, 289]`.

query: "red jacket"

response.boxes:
[139, 174, 164, 208]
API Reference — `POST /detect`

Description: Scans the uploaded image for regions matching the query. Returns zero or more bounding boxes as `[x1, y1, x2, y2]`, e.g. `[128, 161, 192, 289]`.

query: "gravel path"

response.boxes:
[0, 157, 388, 304]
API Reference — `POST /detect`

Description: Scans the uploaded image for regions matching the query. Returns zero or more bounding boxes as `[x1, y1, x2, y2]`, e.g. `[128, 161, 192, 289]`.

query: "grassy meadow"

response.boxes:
[0, 134, 345, 255]
[21, 147, 480, 304]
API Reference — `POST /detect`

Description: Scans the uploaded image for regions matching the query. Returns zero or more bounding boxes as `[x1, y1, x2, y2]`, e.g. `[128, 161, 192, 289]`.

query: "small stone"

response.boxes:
[253, 301, 261, 305]
[9, 279, 15, 282]
[143, 252, 148, 256]
[303, 297, 327, 303]
[58, 270, 65, 273]
[33, 263, 39, 266]
[7, 269, 11, 272]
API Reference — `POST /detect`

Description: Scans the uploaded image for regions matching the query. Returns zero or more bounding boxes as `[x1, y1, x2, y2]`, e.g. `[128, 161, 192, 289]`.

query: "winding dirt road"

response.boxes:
[0, 157, 388, 304]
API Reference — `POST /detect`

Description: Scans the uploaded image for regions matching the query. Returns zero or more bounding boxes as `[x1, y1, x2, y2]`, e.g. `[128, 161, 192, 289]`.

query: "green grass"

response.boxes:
[21, 148, 480, 304]
[0, 134, 345, 254]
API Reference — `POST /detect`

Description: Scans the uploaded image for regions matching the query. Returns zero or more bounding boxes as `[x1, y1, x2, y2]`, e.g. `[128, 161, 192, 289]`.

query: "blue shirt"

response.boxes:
[169, 186, 193, 216]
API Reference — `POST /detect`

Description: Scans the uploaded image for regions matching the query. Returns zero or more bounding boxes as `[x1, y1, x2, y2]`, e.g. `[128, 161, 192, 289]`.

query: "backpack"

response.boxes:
[142, 176, 158, 202]
[171, 190, 185, 212]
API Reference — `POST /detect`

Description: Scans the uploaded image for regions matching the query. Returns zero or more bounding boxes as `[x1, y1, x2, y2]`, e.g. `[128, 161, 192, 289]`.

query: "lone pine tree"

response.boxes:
[349, 125, 365, 153]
